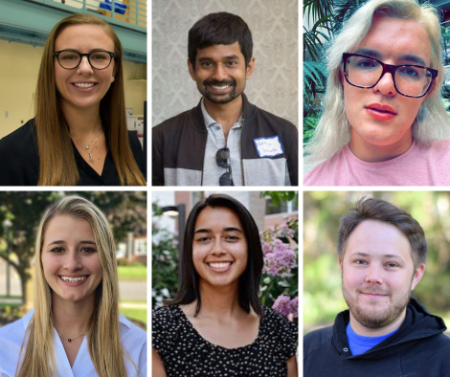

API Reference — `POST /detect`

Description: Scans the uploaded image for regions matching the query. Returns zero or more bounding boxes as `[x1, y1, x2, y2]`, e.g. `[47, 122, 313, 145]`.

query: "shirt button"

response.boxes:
[343, 347, 349, 352]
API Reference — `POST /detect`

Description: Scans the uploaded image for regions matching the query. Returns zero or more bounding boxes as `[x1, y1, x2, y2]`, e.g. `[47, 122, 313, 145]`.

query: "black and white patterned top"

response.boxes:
[152, 305, 297, 377]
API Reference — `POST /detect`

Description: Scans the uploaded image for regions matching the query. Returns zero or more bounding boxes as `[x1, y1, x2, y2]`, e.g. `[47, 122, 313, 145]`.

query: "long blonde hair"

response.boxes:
[305, 0, 450, 165]
[16, 196, 134, 376]
[35, 14, 146, 185]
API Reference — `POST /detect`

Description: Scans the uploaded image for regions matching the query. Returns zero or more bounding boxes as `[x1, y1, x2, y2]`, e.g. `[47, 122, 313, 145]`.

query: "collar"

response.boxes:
[189, 93, 256, 133]
[22, 309, 132, 330]
[200, 98, 243, 130]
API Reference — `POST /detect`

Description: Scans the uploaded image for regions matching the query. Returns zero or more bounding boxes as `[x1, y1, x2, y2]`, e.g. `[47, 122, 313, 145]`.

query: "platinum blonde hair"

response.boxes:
[305, 0, 449, 164]
[17, 196, 135, 377]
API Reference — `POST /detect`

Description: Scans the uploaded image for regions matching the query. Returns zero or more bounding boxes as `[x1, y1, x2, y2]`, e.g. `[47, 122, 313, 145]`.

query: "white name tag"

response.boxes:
[253, 136, 284, 158]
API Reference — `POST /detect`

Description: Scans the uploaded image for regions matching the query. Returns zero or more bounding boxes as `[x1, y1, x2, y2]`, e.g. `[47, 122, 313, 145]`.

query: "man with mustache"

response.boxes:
[304, 198, 450, 377]
[152, 12, 298, 186]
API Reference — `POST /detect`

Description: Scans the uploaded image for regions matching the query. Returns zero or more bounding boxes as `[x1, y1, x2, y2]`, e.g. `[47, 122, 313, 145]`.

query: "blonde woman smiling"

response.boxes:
[0, 196, 146, 376]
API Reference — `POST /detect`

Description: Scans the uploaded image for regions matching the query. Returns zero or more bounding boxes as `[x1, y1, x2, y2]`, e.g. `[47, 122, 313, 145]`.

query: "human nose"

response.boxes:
[364, 263, 383, 284]
[372, 68, 397, 97]
[77, 56, 94, 74]
[211, 236, 225, 256]
[63, 250, 82, 271]
[212, 64, 228, 81]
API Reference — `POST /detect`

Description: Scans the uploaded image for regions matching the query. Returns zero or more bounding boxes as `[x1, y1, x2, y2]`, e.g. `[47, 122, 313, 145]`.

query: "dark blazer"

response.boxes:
[0, 119, 146, 186]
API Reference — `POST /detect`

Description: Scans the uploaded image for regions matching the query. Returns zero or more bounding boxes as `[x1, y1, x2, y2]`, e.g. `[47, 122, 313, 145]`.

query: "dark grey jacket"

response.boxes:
[304, 299, 450, 377]
[152, 94, 298, 186]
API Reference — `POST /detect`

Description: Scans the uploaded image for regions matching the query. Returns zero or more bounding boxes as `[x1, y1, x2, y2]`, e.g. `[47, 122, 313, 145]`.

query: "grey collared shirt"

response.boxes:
[201, 99, 243, 186]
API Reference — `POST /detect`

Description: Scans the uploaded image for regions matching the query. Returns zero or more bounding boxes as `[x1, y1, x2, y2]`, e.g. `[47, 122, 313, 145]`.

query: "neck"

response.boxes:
[62, 102, 101, 136]
[196, 281, 242, 319]
[349, 131, 413, 162]
[204, 95, 243, 135]
[349, 309, 406, 337]
[51, 294, 95, 336]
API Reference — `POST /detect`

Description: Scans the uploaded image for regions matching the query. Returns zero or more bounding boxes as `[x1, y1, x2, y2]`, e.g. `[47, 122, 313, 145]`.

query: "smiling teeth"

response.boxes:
[74, 83, 94, 88]
[208, 262, 231, 269]
[60, 276, 87, 282]
[212, 85, 230, 89]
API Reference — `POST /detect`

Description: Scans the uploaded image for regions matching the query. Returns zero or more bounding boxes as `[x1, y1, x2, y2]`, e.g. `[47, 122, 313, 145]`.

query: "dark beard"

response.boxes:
[202, 79, 239, 104]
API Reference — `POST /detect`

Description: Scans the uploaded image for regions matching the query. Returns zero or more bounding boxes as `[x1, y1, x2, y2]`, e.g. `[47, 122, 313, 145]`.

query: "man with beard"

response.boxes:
[152, 12, 298, 186]
[304, 198, 450, 377]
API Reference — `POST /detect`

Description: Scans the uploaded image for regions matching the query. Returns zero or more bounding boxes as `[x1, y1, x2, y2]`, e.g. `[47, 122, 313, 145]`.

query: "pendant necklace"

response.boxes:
[70, 124, 101, 164]
[57, 331, 85, 343]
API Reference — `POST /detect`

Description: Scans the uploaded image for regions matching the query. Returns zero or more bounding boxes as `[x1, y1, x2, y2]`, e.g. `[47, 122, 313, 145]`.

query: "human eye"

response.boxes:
[354, 58, 378, 70]
[91, 52, 108, 61]
[81, 247, 96, 253]
[354, 259, 367, 265]
[200, 61, 213, 68]
[226, 61, 238, 67]
[398, 66, 421, 79]
[224, 234, 240, 242]
[385, 262, 399, 268]
[60, 52, 79, 60]
[195, 235, 211, 243]
[50, 247, 64, 253]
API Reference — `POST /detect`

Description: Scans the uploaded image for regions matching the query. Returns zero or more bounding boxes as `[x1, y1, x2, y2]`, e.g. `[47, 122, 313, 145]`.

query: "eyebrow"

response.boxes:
[47, 240, 96, 246]
[194, 227, 243, 234]
[351, 251, 404, 260]
[56, 48, 110, 53]
[198, 55, 240, 62]
[352, 48, 427, 66]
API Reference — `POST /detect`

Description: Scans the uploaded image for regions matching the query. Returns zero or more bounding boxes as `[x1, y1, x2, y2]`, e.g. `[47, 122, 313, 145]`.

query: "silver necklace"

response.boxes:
[57, 331, 85, 343]
[70, 125, 101, 164]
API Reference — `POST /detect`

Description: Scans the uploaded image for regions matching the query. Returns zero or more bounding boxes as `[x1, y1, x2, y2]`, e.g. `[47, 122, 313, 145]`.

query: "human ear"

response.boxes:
[245, 57, 255, 79]
[188, 59, 196, 81]
[410, 263, 425, 290]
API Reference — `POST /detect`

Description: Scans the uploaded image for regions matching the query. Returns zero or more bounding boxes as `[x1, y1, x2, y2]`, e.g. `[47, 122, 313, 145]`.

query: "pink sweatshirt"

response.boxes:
[304, 140, 450, 186]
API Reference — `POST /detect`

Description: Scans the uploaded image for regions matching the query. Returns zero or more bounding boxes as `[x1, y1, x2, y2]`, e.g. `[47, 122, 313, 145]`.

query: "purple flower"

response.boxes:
[272, 295, 298, 318]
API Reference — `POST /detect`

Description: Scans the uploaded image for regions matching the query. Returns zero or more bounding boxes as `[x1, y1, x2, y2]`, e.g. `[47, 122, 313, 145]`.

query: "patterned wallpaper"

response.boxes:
[152, 0, 298, 127]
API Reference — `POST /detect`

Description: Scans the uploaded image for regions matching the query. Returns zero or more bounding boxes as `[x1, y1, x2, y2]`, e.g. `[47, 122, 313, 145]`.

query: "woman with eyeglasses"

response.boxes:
[0, 196, 146, 376]
[152, 194, 298, 377]
[304, 0, 450, 186]
[0, 14, 146, 186]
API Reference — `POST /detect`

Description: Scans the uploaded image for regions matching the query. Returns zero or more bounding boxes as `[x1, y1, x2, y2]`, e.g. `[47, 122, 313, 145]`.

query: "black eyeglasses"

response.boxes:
[54, 50, 115, 70]
[216, 147, 234, 186]
[342, 53, 438, 98]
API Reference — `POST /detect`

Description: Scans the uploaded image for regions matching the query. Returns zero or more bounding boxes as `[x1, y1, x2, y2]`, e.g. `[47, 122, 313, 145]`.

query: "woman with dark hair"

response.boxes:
[152, 194, 298, 377]
[0, 14, 146, 186]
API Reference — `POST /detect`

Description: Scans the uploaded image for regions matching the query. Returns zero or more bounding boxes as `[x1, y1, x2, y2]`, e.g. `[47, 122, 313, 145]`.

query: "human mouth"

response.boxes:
[59, 275, 89, 286]
[204, 80, 235, 94]
[71, 82, 97, 92]
[365, 103, 397, 121]
[206, 261, 233, 273]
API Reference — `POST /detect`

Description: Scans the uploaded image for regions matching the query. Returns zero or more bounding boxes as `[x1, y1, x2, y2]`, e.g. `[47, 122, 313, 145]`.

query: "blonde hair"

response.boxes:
[305, 0, 450, 165]
[16, 196, 136, 377]
[35, 14, 146, 185]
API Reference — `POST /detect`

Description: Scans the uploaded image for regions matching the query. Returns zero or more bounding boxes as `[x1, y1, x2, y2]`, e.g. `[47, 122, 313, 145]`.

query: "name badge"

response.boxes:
[253, 136, 284, 158]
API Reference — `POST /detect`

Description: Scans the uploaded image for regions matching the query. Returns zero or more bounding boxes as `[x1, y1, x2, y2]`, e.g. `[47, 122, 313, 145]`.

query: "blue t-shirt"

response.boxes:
[346, 322, 397, 355]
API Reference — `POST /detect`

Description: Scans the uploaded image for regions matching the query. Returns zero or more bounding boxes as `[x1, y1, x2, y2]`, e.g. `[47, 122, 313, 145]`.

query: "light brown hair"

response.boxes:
[35, 14, 145, 185]
[337, 197, 427, 266]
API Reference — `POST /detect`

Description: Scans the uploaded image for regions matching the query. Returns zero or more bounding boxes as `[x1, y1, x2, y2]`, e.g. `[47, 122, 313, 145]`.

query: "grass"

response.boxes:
[119, 307, 147, 330]
[117, 265, 147, 281]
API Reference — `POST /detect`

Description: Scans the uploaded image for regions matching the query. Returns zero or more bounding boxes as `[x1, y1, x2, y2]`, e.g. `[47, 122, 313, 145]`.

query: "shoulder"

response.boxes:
[261, 307, 298, 357]
[0, 316, 28, 373]
[127, 131, 142, 151]
[153, 108, 197, 135]
[304, 326, 333, 353]
[152, 305, 182, 329]
[304, 147, 347, 185]
[251, 105, 297, 133]
[0, 119, 37, 156]
[120, 315, 147, 345]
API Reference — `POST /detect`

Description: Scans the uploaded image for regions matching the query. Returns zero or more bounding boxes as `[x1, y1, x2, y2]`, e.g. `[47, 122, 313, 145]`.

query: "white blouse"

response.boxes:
[0, 309, 147, 377]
